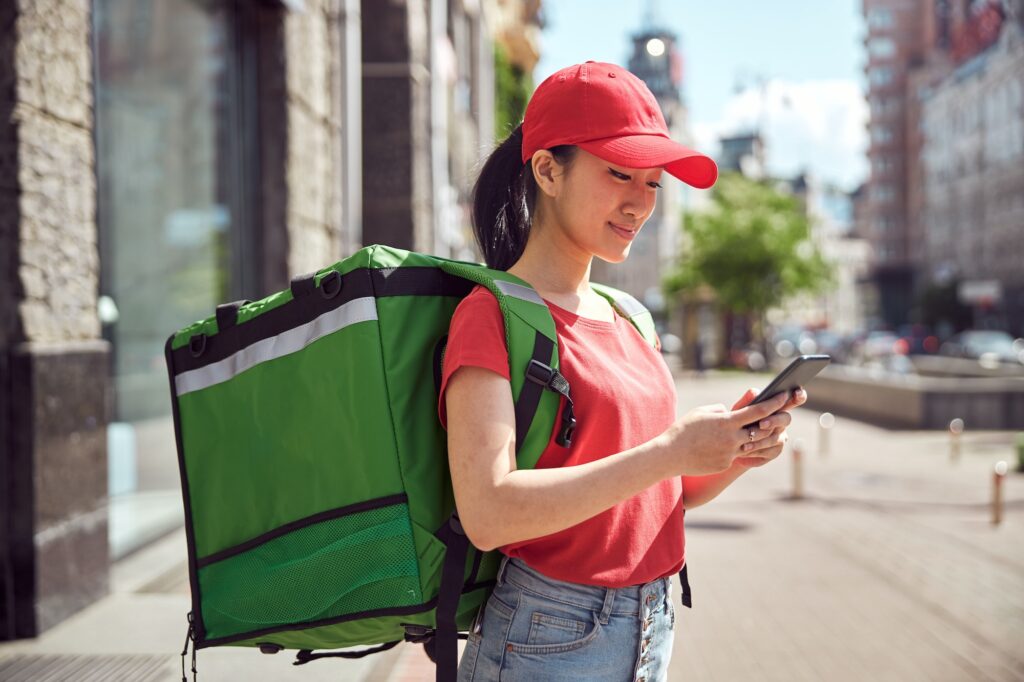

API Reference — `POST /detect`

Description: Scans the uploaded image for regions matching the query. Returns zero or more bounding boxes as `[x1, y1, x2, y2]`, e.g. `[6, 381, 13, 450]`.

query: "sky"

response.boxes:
[534, 0, 870, 192]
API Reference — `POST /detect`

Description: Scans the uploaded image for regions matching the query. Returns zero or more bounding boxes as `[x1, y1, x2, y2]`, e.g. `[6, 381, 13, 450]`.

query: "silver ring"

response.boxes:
[748, 429, 756, 442]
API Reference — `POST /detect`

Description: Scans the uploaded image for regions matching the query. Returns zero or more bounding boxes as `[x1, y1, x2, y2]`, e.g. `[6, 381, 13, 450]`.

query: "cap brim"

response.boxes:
[577, 135, 719, 189]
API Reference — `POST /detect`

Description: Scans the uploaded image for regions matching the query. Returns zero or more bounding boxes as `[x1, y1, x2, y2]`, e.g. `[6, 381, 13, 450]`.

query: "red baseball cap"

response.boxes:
[521, 61, 718, 189]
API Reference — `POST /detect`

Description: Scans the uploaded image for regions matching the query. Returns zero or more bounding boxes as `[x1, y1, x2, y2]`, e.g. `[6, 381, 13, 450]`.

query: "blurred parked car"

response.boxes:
[811, 329, 846, 363]
[771, 325, 817, 360]
[860, 330, 904, 361]
[896, 323, 940, 355]
[939, 330, 1024, 366]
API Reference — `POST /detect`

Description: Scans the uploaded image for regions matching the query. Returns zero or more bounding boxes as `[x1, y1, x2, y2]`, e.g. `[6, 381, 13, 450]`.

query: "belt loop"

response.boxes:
[495, 554, 511, 587]
[598, 587, 615, 625]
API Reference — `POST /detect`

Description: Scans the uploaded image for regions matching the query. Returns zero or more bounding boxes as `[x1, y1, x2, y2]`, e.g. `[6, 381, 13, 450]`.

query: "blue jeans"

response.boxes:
[457, 556, 675, 682]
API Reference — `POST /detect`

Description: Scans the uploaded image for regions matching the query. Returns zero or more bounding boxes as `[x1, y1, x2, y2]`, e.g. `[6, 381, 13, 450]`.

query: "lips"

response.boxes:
[609, 222, 637, 240]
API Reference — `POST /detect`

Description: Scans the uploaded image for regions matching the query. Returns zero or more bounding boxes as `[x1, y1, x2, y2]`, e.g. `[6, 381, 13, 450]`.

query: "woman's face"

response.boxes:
[541, 148, 663, 264]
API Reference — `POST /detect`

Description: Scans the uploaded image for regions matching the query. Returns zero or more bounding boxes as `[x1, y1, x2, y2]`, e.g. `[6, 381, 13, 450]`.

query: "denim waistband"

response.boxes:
[496, 556, 672, 618]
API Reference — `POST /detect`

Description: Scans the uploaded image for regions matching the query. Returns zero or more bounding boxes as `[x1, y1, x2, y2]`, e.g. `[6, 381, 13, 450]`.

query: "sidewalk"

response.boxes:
[1, 370, 1021, 680]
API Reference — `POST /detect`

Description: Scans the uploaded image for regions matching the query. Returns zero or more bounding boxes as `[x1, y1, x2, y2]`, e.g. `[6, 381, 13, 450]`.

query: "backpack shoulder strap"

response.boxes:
[589, 282, 659, 350]
[434, 259, 572, 468]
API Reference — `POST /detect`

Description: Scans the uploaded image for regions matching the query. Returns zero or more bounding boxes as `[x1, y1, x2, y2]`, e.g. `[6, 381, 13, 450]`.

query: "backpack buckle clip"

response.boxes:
[402, 624, 435, 644]
[525, 359, 555, 387]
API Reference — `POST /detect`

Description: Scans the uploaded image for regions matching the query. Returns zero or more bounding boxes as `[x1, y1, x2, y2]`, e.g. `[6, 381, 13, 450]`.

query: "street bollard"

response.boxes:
[818, 412, 835, 458]
[949, 418, 965, 464]
[993, 461, 1007, 526]
[791, 438, 805, 500]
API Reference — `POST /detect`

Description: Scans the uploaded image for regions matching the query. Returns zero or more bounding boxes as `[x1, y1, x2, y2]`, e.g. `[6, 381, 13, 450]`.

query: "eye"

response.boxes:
[608, 168, 630, 181]
[647, 181, 663, 189]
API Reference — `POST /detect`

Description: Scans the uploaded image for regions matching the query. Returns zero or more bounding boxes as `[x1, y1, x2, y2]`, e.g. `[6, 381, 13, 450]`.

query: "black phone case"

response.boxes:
[748, 354, 831, 406]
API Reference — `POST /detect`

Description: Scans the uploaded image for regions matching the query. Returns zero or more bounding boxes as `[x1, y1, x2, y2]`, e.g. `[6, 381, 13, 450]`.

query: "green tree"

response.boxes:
[494, 43, 531, 139]
[664, 172, 833, 349]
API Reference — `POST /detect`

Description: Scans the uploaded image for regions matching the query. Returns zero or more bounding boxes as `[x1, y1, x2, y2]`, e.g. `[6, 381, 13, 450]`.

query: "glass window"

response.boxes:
[872, 126, 894, 144]
[94, 0, 263, 558]
[869, 66, 894, 87]
[867, 7, 894, 28]
[869, 37, 896, 59]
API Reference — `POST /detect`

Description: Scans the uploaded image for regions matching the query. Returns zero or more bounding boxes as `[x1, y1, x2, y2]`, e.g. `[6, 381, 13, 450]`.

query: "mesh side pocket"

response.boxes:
[198, 501, 422, 640]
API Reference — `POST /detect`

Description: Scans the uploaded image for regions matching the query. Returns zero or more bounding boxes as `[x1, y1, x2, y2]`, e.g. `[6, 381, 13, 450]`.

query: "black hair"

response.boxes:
[471, 124, 577, 270]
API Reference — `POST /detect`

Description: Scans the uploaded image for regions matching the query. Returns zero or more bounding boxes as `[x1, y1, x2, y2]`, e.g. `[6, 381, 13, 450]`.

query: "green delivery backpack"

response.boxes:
[164, 244, 667, 680]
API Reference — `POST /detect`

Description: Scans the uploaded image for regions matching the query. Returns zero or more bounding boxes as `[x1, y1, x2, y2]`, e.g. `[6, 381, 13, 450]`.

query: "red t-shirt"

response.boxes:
[438, 284, 684, 587]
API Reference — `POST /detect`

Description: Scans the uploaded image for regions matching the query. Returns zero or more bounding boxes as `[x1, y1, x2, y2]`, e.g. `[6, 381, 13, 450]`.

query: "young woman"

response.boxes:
[438, 62, 807, 682]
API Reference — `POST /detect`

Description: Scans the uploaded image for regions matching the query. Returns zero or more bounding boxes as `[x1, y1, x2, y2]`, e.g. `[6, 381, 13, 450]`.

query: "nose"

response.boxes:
[622, 184, 656, 221]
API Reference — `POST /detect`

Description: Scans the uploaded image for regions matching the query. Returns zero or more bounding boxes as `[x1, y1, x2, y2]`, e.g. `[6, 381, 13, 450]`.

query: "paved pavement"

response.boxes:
[1, 370, 1022, 681]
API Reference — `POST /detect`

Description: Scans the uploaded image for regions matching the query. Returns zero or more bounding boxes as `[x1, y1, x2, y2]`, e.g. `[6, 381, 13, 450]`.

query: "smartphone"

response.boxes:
[748, 354, 831, 407]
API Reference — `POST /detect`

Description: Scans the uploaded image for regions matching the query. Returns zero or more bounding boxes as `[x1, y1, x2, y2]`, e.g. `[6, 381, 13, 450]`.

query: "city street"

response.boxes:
[1, 370, 1021, 681]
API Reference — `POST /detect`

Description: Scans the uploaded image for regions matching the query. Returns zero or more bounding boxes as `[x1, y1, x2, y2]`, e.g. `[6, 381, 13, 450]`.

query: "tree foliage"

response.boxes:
[494, 43, 531, 139]
[664, 172, 833, 315]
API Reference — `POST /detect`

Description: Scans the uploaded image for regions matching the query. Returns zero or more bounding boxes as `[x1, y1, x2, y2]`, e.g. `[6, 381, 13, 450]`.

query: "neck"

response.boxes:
[506, 208, 593, 298]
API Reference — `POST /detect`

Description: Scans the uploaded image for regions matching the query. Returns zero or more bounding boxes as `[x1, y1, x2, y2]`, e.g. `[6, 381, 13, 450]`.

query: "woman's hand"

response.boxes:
[660, 391, 794, 477]
[732, 386, 808, 468]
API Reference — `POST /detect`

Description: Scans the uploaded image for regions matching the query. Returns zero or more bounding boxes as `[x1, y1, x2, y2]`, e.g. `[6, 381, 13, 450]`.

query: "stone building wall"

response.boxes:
[12, 0, 99, 343]
[361, 0, 434, 252]
[2, 0, 110, 637]
[284, 0, 350, 275]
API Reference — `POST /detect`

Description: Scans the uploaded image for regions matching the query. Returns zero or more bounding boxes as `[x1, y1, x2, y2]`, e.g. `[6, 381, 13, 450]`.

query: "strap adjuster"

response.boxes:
[524, 360, 576, 448]
[526, 359, 555, 387]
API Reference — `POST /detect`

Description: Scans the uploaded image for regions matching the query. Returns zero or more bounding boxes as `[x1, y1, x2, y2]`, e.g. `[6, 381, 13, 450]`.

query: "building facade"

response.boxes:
[1, 0, 539, 640]
[920, 19, 1024, 334]
[861, 0, 1021, 331]
[861, 0, 937, 328]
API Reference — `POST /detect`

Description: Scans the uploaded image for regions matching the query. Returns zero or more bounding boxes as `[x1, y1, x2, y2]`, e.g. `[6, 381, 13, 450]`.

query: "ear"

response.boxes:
[530, 150, 560, 198]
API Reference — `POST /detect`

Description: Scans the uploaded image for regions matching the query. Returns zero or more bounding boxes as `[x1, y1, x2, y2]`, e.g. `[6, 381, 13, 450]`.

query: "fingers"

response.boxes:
[732, 391, 789, 424]
[738, 428, 782, 454]
[738, 431, 789, 462]
[755, 410, 792, 433]
[778, 387, 808, 412]
[730, 387, 762, 411]
[737, 442, 784, 467]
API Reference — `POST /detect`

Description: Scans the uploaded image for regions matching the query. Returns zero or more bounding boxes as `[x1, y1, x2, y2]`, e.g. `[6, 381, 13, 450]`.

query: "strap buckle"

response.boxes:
[525, 360, 576, 447]
[525, 359, 556, 387]
[402, 624, 435, 644]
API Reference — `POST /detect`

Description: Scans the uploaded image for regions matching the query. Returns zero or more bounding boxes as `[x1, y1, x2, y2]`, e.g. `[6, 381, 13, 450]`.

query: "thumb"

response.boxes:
[732, 391, 789, 424]
[731, 387, 762, 411]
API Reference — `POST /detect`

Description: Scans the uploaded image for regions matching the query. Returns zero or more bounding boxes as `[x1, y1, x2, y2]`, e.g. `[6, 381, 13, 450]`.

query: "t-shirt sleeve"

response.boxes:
[437, 286, 511, 430]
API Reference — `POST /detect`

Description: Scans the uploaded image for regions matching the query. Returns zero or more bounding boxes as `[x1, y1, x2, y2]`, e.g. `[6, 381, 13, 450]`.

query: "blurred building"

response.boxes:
[718, 133, 766, 179]
[861, 0, 937, 328]
[861, 0, 1022, 332]
[0, 0, 540, 640]
[591, 6, 699, 320]
[919, 19, 1024, 334]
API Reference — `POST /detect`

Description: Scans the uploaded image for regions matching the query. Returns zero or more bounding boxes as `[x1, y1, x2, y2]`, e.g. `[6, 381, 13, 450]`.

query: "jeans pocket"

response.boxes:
[527, 612, 587, 647]
[505, 598, 602, 655]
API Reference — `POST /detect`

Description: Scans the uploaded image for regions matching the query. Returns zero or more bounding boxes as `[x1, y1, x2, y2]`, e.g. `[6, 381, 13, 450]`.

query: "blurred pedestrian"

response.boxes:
[441, 61, 808, 681]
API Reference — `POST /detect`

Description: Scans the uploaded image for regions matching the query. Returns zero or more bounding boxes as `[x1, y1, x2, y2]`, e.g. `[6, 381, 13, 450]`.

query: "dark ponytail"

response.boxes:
[471, 125, 576, 270]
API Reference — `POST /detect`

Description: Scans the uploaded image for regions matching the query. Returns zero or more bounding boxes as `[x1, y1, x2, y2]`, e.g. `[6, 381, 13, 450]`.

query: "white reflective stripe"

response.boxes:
[608, 292, 646, 318]
[494, 280, 545, 306]
[174, 297, 378, 396]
